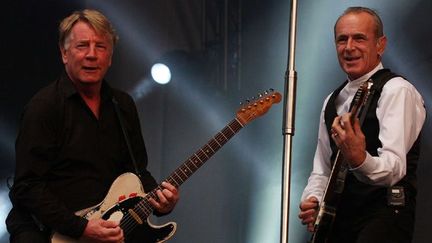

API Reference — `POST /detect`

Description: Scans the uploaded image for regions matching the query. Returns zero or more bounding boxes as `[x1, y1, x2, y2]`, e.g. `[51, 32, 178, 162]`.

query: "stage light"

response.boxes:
[151, 63, 171, 85]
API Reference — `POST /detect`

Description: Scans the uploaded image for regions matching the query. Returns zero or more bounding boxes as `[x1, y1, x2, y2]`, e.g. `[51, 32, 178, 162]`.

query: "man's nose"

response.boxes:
[86, 45, 97, 58]
[345, 38, 354, 51]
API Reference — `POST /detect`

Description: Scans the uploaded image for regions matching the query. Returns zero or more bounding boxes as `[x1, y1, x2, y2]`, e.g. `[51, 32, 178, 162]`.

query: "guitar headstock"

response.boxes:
[236, 89, 282, 125]
[351, 81, 371, 120]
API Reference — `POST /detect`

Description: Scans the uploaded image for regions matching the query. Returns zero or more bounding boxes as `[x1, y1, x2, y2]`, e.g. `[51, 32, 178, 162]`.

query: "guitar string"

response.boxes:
[120, 195, 154, 234]
[120, 142, 221, 234]
[118, 120, 244, 234]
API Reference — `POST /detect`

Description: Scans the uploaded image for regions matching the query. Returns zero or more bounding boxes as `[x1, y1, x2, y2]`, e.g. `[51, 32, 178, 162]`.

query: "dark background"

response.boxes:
[1, 0, 430, 242]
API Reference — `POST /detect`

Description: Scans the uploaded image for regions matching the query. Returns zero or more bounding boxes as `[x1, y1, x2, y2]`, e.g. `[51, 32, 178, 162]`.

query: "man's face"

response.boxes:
[61, 21, 113, 85]
[335, 12, 386, 80]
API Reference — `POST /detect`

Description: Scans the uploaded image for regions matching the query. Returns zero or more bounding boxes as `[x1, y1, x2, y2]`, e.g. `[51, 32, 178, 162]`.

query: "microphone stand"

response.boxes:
[280, 0, 298, 243]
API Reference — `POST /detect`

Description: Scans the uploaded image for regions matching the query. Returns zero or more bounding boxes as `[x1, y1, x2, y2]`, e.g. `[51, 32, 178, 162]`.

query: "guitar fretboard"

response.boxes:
[166, 118, 243, 187]
[136, 118, 244, 217]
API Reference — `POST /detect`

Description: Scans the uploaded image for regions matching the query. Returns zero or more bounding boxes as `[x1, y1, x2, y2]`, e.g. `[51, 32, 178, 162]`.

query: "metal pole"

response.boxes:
[280, 0, 298, 242]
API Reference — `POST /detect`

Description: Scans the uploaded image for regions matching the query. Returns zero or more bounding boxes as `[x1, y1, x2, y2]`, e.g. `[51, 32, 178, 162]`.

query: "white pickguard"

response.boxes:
[51, 173, 177, 243]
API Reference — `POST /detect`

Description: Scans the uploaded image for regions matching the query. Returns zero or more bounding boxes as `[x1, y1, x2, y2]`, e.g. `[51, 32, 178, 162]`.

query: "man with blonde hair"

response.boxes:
[7, 9, 179, 243]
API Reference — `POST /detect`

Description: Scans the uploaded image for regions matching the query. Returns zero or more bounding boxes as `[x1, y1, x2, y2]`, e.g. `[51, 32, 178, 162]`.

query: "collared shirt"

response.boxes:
[7, 73, 158, 238]
[301, 63, 426, 202]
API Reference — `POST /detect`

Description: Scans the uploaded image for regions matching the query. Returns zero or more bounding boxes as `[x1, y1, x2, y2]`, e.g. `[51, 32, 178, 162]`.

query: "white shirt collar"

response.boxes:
[335, 63, 384, 114]
[348, 63, 384, 85]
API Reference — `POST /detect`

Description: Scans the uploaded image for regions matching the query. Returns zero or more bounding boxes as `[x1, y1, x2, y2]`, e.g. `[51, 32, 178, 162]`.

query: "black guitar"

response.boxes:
[310, 81, 370, 243]
[51, 90, 281, 243]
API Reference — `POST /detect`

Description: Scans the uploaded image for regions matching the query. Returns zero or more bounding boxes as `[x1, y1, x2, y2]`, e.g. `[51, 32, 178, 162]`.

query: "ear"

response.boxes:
[376, 35, 387, 57]
[60, 45, 68, 64]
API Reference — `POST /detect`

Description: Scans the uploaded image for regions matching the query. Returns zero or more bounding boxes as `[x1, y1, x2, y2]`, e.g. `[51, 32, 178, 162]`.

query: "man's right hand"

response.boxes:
[80, 219, 124, 243]
[298, 196, 319, 232]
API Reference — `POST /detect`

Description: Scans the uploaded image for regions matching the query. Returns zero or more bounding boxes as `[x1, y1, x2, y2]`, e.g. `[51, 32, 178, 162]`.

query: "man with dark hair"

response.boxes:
[299, 7, 425, 243]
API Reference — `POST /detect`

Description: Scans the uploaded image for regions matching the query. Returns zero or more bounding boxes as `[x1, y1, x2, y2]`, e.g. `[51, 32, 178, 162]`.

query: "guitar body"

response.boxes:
[51, 173, 177, 243]
[309, 203, 336, 243]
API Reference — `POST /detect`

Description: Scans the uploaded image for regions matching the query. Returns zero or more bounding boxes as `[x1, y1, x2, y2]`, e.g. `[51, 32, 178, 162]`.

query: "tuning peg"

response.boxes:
[239, 99, 250, 106]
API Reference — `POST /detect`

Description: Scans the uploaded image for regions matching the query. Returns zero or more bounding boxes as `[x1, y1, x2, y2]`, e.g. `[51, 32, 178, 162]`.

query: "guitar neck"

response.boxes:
[167, 118, 244, 187]
[321, 89, 364, 203]
[321, 150, 345, 203]
[146, 118, 244, 199]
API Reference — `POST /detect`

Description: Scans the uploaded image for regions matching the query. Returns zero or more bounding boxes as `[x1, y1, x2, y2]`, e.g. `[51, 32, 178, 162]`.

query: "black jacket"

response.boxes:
[7, 73, 158, 238]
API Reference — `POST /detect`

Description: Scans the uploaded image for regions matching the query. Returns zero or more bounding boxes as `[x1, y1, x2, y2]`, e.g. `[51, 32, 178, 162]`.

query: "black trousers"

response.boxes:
[328, 204, 415, 243]
[10, 229, 50, 243]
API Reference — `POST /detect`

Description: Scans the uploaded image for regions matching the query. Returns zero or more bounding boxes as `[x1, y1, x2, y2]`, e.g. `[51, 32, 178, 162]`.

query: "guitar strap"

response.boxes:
[112, 97, 143, 179]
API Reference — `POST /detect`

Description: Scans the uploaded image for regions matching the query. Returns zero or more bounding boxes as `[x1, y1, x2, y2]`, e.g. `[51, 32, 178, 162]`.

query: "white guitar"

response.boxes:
[51, 90, 281, 243]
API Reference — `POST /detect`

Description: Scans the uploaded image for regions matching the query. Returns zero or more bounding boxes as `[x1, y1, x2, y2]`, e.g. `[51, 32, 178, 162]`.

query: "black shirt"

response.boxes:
[7, 73, 158, 238]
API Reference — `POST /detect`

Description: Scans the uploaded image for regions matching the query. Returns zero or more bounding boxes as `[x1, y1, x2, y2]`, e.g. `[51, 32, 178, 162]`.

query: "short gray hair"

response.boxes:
[334, 7, 384, 39]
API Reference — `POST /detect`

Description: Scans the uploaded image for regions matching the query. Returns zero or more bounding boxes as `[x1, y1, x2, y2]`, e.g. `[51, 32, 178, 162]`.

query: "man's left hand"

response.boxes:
[331, 113, 366, 168]
[148, 181, 179, 214]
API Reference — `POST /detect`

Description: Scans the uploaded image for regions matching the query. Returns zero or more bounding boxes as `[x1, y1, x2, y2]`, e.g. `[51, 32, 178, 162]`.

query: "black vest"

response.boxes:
[324, 69, 420, 215]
